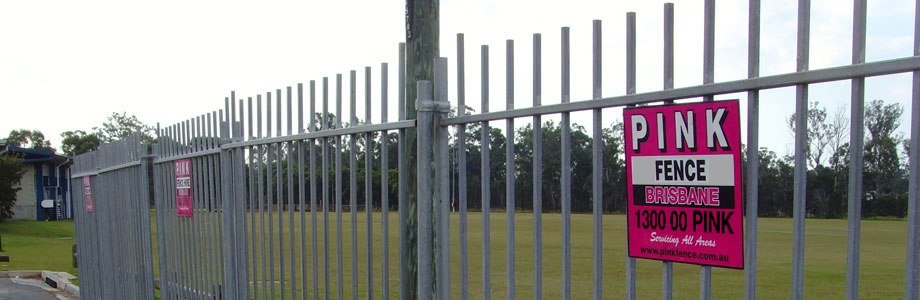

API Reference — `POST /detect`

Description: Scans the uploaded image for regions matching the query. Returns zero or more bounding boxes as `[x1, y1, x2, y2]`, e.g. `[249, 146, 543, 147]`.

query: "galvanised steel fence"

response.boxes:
[71, 0, 920, 299]
[153, 110, 236, 299]
[71, 135, 155, 300]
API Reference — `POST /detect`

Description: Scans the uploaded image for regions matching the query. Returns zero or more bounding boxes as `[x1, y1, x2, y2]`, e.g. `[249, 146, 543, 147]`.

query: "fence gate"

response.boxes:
[71, 135, 155, 300]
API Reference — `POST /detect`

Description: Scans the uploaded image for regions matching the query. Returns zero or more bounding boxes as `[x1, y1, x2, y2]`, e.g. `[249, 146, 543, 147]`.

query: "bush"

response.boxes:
[867, 192, 909, 218]
[0, 155, 26, 221]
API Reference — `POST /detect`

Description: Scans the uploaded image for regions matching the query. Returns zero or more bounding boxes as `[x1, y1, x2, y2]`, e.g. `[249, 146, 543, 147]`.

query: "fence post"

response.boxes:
[417, 61, 450, 299]
[139, 140, 156, 300]
[434, 57, 451, 300]
[416, 80, 434, 299]
[232, 120, 249, 300]
[219, 119, 235, 299]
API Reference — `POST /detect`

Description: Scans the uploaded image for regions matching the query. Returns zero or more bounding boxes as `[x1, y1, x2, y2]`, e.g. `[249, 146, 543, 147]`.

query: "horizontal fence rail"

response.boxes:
[70, 0, 920, 299]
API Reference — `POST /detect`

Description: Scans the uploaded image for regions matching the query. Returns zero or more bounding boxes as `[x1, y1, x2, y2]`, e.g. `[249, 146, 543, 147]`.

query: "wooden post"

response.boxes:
[404, 0, 438, 299]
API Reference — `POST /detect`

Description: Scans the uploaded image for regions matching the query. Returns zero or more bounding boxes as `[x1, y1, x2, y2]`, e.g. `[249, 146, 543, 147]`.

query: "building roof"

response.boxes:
[0, 144, 70, 164]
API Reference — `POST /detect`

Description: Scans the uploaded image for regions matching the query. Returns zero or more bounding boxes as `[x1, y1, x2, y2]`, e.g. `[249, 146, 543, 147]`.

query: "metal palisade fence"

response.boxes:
[70, 0, 920, 299]
[71, 135, 156, 300]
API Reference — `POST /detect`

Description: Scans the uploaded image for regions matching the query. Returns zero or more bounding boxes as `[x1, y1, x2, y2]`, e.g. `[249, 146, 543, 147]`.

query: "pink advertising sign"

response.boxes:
[82, 176, 93, 213]
[175, 159, 193, 217]
[623, 100, 744, 269]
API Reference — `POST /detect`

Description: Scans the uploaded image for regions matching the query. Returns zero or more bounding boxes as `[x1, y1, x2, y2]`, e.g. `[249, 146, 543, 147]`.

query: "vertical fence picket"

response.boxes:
[216, 109, 226, 298]
[201, 116, 211, 298]
[220, 113, 235, 299]
[662, 4, 676, 299]
[267, 90, 277, 299]
[193, 116, 204, 298]
[457, 33, 469, 300]
[505, 38, 516, 300]
[350, 70, 360, 300]
[591, 18, 604, 300]
[288, 86, 297, 300]
[205, 114, 214, 298]
[185, 118, 194, 297]
[277, 88, 286, 300]
[380, 62, 391, 300]
[335, 74, 345, 300]
[153, 128, 169, 300]
[435, 57, 451, 300]
[745, 1, 761, 299]
[259, 95, 269, 300]
[298, 83, 308, 300]
[398, 42, 409, 300]
[561, 26, 572, 300]
[701, 0, 716, 297]
[906, 1, 920, 299]
[310, 80, 320, 300]
[237, 99, 252, 300]
[532, 32, 543, 300]
[792, 1, 811, 299]
[480, 44, 492, 300]
[247, 97, 258, 300]
[323, 76, 332, 300]
[846, 1, 867, 300]
[365, 66, 375, 300]
[625, 11, 638, 300]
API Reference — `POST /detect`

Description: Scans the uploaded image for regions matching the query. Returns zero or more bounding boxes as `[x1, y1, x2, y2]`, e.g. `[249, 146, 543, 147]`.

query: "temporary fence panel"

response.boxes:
[71, 135, 155, 300]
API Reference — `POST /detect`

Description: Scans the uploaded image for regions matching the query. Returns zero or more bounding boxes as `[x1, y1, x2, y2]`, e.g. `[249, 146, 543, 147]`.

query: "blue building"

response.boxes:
[0, 142, 72, 220]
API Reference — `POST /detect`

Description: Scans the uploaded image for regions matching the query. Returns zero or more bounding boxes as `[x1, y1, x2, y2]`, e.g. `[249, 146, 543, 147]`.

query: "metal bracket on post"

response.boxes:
[417, 99, 450, 113]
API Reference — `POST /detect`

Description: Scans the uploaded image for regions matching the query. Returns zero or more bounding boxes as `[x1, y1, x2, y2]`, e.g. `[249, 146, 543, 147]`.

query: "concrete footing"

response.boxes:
[0, 270, 79, 296]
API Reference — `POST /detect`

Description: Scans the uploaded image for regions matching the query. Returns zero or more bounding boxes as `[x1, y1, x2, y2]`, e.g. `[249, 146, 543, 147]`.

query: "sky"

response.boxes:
[1, 0, 916, 162]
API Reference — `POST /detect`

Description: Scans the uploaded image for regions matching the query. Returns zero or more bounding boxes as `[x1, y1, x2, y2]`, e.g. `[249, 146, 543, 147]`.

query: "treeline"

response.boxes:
[254, 99, 912, 219]
[755, 100, 911, 218]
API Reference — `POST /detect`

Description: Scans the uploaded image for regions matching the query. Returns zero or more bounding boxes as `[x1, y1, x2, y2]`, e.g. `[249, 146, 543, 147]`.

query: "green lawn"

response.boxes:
[2, 214, 912, 299]
[227, 212, 911, 300]
[0, 219, 77, 276]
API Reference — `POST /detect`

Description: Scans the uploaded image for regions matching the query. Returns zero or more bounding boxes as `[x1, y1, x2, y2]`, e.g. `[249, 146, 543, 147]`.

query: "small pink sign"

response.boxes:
[175, 159, 193, 217]
[82, 176, 93, 213]
[623, 100, 744, 269]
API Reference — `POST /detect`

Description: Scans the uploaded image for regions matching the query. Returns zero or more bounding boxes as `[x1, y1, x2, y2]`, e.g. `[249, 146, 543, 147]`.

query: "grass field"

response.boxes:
[202, 211, 911, 300]
[1, 213, 911, 299]
[0, 219, 77, 276]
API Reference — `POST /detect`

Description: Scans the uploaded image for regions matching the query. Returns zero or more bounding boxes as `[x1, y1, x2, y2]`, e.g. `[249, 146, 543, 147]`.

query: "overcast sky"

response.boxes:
[1, 0, 916, 161]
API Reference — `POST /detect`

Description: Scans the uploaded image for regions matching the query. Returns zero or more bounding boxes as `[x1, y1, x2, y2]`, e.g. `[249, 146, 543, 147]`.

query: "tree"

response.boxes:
[863, 99, 904, 196]
[828, 106, 850, 157]
[747, 148, 795, 217]
[787, 102, 832, 168]
[6, 129, 55, 151]
[601, 122, 628, 212]
[60, 130, 101, 156]
[0, 155, 26, 221]
[94, 112, 155, 144]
